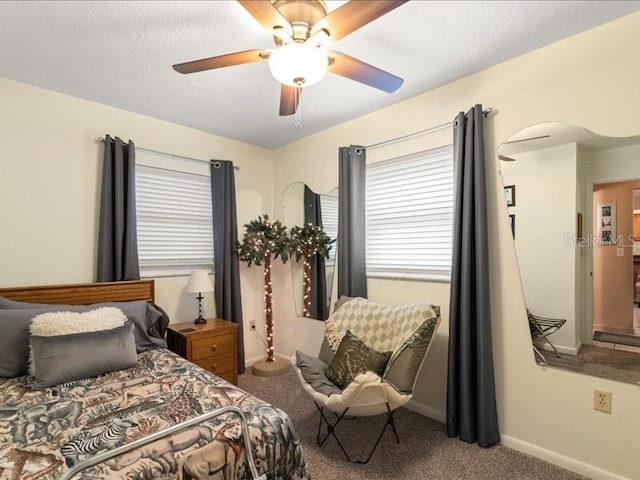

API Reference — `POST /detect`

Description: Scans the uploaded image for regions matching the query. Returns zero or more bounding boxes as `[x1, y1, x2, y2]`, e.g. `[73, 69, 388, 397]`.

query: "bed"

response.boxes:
[0, 280, 310, 480]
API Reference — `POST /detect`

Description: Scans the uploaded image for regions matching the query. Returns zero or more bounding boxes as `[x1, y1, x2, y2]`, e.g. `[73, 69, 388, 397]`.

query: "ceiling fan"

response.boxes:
[173, 0, 408, 116]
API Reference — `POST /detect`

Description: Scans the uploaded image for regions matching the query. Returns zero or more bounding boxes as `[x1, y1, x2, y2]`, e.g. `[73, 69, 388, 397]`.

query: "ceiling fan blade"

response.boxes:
[280, 85, 301, 116]
[328, 51, 403, 93]
[238, 0, 292, 34]
[313, 0, 408, 42]
[173, 49, 268, 74]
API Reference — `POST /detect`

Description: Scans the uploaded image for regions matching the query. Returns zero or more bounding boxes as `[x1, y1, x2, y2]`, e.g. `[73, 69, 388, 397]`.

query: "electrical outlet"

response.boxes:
[594, 390, 612, 413]
[250, 320, 256, 330]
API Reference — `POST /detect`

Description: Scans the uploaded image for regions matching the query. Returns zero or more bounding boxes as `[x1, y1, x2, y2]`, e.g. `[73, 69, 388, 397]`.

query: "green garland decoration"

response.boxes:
[237, 215, 290, 266]
[289, 222, 332, 262]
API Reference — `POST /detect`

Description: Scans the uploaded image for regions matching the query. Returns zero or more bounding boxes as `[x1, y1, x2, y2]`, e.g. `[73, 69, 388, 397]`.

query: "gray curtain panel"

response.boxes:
[304, 185, 328, 320]
[446, 105, 499, 447]
[338, 145, 367, 299]
[210, 160, 245, 373]
[97, 135, 140, 282]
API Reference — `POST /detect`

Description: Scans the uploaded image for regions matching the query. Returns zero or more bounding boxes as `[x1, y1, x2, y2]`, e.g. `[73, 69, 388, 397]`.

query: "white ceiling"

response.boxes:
[1, 1, 639, 149]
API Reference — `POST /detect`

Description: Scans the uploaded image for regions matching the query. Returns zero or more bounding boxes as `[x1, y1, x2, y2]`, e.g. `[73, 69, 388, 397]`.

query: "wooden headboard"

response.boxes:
[0, 280, 154, 305]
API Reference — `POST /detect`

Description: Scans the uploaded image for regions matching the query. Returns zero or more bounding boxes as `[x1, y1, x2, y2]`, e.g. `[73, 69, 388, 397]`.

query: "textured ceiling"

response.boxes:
[0, 1, 639, 149]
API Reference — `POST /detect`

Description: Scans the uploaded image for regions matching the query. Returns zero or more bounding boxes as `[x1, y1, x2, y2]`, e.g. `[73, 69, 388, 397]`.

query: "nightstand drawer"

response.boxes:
[195, 352, 234, 376]
[192, 333, 235, 360]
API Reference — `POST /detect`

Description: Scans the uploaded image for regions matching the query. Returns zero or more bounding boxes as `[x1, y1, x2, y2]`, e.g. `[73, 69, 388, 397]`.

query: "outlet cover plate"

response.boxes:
[594, 389, 612, 413]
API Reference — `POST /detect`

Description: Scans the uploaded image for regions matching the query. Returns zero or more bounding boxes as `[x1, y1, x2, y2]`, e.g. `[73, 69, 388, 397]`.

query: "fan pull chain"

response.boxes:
[294, 87, 302, 128]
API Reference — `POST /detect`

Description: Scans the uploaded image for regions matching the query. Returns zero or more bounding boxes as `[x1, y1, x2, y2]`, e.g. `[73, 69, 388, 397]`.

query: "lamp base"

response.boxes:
[194, 316, 207, 325]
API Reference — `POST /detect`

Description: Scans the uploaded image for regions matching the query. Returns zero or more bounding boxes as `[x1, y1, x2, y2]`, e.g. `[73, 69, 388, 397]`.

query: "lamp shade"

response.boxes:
[186, 270, 213, 293]
[268, 43, 328, 87]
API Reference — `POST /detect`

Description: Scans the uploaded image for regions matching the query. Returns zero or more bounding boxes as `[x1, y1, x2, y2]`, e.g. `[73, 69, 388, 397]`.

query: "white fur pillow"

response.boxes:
[29, 307, 127, 375]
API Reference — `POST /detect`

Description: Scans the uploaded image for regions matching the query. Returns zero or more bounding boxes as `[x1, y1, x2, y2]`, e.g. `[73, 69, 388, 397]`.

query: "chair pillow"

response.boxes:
[0, 297, 167, 352]
[295, 351, 342, 397]
[383, 317, 438, 393]
[31, 321, 137, 388]
[325, 330, 392, 389]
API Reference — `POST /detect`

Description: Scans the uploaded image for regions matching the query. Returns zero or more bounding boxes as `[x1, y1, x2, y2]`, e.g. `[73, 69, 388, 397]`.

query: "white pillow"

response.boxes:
[29, 307, 127, 375]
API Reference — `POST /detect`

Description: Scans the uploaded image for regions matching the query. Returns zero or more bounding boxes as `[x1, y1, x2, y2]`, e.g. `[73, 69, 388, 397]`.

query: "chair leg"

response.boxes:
[540, 334, 562, 358]
[314, 402, 352, 461]
[314, 402, 400, 464]
[532, 343, 548, 366]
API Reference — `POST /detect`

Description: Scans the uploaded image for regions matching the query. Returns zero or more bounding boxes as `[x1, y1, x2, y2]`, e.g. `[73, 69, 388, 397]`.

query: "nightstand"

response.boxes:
[166, 319, 238, 385]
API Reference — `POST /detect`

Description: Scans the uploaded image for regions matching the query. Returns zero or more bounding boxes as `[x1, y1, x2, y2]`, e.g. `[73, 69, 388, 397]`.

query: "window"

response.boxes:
[135, 165, 214, 277]
[366, 145, 454, 281]
[320, 193, 339, 262]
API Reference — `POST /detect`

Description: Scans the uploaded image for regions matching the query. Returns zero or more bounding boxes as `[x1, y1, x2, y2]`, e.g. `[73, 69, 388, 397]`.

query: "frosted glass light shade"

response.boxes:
[186, 270, 213, 293]
[268, 43, 328, 87]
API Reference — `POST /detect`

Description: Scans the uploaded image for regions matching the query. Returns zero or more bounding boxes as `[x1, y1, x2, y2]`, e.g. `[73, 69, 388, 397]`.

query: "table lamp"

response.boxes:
[186, 270, 214, 324]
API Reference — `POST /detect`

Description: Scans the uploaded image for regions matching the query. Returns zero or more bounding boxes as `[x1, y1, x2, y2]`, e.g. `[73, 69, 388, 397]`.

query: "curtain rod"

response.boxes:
[366, 108, 493, 151]
[96, 137, 239, 170]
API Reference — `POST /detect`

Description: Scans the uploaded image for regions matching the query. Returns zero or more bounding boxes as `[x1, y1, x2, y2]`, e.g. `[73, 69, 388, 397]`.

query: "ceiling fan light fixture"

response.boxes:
[268, 43, 328, 87]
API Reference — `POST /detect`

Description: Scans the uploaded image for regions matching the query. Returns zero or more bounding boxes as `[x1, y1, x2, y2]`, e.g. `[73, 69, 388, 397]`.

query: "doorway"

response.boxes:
[590, 181, 640, 350]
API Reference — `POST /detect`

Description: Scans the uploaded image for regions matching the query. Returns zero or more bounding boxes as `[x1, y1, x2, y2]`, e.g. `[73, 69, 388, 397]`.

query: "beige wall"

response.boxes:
[272, 11, 640, 479]
[593, 180, 639, 334]
[0, 77, 274, 363]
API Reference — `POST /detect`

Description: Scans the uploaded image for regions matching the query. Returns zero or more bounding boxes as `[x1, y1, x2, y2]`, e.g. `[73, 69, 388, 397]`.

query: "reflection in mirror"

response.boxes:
[498, 122, 640, 385]
[283, 183, 338, 320]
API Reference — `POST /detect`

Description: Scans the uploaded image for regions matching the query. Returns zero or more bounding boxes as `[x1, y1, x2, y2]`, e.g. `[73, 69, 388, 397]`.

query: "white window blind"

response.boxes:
[320, 194, 339, 261]
[135, 165, 214, 277]
[366, 145, 454, 281]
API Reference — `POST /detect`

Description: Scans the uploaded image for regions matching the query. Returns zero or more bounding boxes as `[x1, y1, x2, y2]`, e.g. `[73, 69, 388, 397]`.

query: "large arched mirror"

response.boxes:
[498, 122, 640, 385]
[283, 183, 338, 320]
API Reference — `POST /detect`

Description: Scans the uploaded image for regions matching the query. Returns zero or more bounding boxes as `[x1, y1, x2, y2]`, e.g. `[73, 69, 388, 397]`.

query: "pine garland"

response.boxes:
[289, 222, 332, 262]
[237, 215, 290, 266]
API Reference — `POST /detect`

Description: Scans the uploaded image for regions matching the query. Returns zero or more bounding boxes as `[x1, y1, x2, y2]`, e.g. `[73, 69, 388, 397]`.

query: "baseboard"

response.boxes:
[534, 341, 581, 356]
[593, 324, 635, 336]
[405, 399, 445, 423]
[501, 434, 631, 480]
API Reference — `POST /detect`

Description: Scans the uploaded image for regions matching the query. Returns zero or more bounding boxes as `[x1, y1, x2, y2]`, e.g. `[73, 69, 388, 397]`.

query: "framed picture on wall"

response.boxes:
[509, 214, 515, 238]
[597, 202, 616, 245]
[504, 185, 516, 207]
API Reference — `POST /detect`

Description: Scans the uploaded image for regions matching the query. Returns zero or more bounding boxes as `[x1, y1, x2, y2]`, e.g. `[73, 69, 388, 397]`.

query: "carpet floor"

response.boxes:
[239, 369, 587, 480]
[540, 345, 640, 385]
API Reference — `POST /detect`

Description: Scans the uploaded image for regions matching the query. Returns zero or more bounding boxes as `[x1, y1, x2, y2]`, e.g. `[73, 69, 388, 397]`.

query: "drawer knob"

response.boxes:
[211, 345, 217, 351]
[212, 364, 217, 370]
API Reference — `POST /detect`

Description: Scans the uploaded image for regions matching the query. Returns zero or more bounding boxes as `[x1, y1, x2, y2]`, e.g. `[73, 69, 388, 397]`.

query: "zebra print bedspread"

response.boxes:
[0, 348, 310, 479]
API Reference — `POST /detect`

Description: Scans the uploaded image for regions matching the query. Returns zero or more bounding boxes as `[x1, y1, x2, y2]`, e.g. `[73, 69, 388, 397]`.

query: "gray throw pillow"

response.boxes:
[0, 298, 166, 352]
[31, 321, 137, 388]
[296, 351, 342, 397]
[383, 318, 437, 393]
[0, 309, 44, 377]
[317, 338, 335, 365]
[325, 330, 392, 389]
